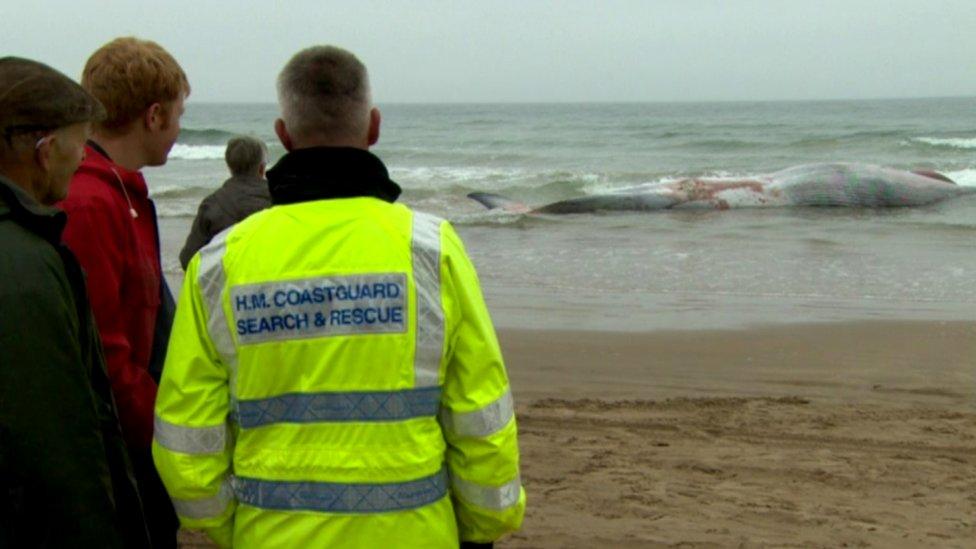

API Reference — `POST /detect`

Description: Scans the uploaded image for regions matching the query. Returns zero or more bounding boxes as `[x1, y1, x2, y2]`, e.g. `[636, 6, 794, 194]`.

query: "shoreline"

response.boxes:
[498, 320, 976, 407]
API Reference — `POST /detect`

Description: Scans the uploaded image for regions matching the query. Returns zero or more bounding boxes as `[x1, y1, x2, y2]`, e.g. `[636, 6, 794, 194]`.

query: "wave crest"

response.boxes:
[168, 144, 225, 160]
[912, 137, 976, 150]
[178, 128, 237, 145]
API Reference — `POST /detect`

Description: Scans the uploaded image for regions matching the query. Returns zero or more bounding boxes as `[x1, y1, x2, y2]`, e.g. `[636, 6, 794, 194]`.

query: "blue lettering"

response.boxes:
[273, 291, 287, 307]
[391, 306, 403, 323]
[237, 319, 248, 335]
[235, 295, 249, 311]
[330, 310, 342, 325]
[373, 283, 386, 299]
[364, 308, 377, 324]
[387, 283, 401, 299]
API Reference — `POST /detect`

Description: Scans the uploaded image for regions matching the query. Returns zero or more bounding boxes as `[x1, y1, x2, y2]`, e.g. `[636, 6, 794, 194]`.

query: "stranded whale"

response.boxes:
[469, 163, 974, 214]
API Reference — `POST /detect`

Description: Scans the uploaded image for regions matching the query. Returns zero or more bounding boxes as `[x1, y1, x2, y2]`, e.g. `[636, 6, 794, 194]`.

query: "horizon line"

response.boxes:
[185, 95, 975, 106]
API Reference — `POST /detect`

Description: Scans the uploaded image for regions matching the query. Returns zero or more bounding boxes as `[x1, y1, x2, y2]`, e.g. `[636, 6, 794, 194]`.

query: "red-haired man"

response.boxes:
[59, 36, 189, 548]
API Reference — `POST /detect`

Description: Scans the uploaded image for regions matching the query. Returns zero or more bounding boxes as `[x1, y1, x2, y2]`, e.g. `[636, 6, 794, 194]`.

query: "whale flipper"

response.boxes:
[467, 192, 533, 213]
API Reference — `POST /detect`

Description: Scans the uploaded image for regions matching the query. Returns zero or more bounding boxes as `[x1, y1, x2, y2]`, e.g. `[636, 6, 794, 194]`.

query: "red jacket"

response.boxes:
[60, 144, 161, 449]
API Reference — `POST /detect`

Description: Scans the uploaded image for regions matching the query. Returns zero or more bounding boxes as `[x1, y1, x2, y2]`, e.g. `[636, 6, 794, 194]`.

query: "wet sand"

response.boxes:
[162, 218, 975, 547]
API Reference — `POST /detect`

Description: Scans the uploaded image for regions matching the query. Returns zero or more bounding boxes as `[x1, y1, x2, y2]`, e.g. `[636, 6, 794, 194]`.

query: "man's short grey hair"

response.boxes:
[225, 135, 267, 176]
[277, 46, 372, 142]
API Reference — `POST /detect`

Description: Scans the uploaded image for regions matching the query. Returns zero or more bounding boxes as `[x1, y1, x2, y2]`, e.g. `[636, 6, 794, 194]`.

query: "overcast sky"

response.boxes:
[3, 0, 975, 103]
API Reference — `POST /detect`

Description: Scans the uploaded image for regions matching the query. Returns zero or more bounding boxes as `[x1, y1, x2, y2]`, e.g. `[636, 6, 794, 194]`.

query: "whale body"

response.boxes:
[469, 163, 974, 214]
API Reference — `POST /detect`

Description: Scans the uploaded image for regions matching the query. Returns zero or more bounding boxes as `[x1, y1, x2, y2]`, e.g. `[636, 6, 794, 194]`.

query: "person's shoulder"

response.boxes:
[402, 206, 468, 254]
[0, 219, 68, 286]
[214, 203, 275, 248]
[62, 169, 125, 213]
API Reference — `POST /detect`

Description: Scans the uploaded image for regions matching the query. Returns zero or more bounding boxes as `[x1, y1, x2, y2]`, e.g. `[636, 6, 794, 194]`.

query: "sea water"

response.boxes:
[149, 99, 976, 330]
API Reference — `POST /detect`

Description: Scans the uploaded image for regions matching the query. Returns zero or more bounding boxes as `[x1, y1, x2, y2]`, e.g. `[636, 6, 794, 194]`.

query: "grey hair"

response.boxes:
[224, 135, 267, 176]
[276, 46, 372, 141]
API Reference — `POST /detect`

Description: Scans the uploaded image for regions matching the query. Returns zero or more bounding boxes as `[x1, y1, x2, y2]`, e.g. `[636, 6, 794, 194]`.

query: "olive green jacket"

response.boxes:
[0, 174, 150, 548]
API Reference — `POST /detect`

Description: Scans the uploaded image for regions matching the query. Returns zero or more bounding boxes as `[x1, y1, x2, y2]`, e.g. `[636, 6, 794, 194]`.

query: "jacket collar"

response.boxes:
[78, 140, 150, 200]
[0, 173, 66, 243]
[265, 147, 401, 206]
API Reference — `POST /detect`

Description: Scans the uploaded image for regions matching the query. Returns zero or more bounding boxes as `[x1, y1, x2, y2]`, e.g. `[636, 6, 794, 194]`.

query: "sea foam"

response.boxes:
[943, 168, 976, 188]
[168, 144, 226, 160]
[913, 137, 976, 150]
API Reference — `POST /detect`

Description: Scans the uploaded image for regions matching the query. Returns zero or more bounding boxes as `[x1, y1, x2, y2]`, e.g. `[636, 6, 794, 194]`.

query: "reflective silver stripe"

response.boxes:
[236, 467, 447, 513]
[411, 211, 443, 388]
[198, 229, 235, 362]
[237, 387, 441, 428]
[450, 473, 522, 512]
[440, 389, 514, 438]
[197, 229, 239, 401]
[154, 415, 228, 454]
[172, 478, 235, 520]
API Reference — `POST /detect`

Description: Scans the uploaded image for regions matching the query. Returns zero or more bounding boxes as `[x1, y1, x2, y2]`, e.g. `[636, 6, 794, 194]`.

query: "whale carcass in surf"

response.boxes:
[468, 163, 974, 214]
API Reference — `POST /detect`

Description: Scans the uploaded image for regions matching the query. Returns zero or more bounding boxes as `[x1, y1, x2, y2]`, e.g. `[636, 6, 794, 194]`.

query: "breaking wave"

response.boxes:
[912, 137, 976, 150]
[168, 144, 226, 160]
[178, 128, 237, 145]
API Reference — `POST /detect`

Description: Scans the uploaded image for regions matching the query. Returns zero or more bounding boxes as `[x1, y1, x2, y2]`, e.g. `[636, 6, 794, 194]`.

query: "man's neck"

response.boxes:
[90, 131, 147, 172]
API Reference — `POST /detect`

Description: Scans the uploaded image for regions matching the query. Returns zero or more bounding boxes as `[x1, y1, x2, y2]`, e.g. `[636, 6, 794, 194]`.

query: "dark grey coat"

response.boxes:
[0, 175, 150, 548]
[179, 174, 271, 269]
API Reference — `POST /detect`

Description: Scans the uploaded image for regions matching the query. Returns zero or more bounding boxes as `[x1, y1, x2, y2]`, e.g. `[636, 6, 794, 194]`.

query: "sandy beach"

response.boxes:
[501, 323, 975, 548]
[177, 321, 975, 548]
[163, 219, 975, 548]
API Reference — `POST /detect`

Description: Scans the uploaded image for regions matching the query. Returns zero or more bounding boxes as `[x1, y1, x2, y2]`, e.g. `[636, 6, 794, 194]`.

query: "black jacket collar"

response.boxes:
[265, 147, 401, 206]
[0, 174, 66, 244]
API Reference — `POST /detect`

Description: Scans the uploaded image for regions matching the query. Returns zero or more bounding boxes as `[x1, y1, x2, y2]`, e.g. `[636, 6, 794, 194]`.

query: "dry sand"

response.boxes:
[501, 321, 975, 548]
[180, 321, 975, 548]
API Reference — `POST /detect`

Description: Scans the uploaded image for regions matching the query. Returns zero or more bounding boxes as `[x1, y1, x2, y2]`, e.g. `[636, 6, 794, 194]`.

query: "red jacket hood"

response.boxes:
[77, 144, 150, 200]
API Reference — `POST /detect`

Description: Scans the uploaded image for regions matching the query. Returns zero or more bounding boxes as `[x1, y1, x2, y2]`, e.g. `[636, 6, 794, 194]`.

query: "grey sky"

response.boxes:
[3, 0, 975, 103]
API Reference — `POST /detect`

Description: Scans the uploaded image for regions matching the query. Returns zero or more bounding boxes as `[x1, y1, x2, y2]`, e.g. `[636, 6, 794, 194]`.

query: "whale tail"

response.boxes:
[467, 192, 533, 214]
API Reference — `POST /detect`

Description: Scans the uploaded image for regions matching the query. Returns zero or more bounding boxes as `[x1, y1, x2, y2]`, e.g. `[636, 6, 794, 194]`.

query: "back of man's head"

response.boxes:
[82, 37, 189, 133]
[225, 136, 267, 177]
[277, 46, 372, 146]
[0, 56, 103, 157]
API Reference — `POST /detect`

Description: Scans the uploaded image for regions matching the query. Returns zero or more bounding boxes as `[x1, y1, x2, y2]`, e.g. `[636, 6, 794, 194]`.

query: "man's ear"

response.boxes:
[274, 118, 294, 151]
[145, 102, 164, 131]
[258, 162, 267, 178]
[33, 134, 55, 172]
[367, 108, 381, 147]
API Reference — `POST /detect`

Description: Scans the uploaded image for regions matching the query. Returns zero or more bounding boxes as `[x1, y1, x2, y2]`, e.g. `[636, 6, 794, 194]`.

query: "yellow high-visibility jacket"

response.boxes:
[153, 196, 525, 548]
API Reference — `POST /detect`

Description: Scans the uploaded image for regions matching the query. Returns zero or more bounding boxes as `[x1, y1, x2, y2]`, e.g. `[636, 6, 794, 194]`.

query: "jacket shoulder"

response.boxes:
[61, 171, 125, 212]
[0, 220, 70, 293]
